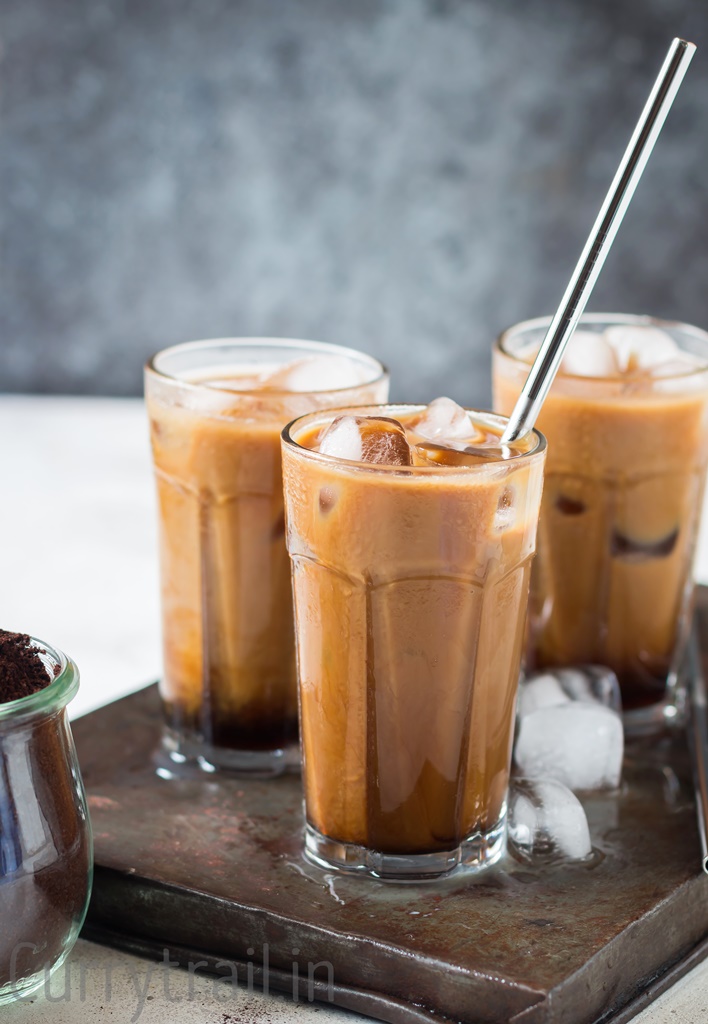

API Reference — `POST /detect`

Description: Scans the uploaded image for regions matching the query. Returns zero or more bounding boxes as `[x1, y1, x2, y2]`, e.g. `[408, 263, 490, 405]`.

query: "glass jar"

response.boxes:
[0, 639, 93, 1004]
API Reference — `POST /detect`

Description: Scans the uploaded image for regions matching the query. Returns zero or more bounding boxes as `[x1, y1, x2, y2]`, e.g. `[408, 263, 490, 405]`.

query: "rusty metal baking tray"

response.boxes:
[75, 666, 708, 1024]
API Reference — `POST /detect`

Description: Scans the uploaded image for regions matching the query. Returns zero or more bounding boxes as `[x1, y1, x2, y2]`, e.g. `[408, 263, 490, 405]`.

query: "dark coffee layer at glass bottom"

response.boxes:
[163, 701, 298, 752]
[616, 667, 670, 711]
[357, 765, 505, 856]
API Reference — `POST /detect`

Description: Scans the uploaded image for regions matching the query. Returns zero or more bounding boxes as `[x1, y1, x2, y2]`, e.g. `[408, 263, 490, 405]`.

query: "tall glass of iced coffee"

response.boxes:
[282, 401, 546, 878]
[493, 314, 708, 731]
[145, 339, 388, 775]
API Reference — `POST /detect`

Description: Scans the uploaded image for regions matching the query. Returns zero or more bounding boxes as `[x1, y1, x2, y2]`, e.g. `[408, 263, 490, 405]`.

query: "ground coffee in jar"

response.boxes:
[0, 629, 57, 702]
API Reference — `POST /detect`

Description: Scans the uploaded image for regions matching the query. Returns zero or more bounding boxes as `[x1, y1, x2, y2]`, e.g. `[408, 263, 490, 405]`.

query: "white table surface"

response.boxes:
[2, 394, 708, 1024]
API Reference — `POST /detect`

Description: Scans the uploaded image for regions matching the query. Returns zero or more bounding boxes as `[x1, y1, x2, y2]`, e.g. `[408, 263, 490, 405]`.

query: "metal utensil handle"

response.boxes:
[502, 37, 696, 445]
[688, 625, 708, 874]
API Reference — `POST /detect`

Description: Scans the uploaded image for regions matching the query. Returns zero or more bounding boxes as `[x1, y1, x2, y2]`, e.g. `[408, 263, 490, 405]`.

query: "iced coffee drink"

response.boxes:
[493, 315, 708, 727]
[145, 339, 388, 774]
[281, 400, 546, 877]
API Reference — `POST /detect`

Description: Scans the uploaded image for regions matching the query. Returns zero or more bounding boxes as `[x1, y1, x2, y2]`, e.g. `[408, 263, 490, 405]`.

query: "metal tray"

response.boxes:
[75, 658, 708, 1024]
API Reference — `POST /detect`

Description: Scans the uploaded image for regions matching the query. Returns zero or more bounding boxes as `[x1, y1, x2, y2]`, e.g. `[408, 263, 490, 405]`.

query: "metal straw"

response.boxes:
[502, 37, 696, 444]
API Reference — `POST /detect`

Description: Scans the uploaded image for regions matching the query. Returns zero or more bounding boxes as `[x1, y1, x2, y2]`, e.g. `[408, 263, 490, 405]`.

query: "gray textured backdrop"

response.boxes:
[2, 0, 708, 407]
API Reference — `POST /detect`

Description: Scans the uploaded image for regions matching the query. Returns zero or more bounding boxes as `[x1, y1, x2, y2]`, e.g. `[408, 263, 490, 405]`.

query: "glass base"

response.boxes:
[156, 728, 295, 779]
[622, 665, 688, 737]
[304, 817, 507, 881]
[622, 698, 686, 736]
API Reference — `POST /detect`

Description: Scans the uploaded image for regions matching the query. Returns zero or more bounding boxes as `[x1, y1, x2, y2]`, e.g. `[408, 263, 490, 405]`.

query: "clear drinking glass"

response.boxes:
[0, 640, 92, 1004]
[145, 338, 389, 776]
[493, 314, 708, 734]
[282, 404, 546, 879]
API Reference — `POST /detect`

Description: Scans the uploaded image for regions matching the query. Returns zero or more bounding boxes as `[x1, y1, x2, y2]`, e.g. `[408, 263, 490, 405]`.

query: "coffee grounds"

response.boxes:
[0, 630, 55, 703]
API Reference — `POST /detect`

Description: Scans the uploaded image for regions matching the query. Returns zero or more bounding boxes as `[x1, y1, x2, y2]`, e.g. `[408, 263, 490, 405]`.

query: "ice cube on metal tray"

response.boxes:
[604, 325, 679, 373]
[508, 778, 592, 862]
[319, 415, 412, 466]
[561, 330, 618, 377]
[553, 665, 622, 713]
[265, 355, 364, 392]
[518, 665, 621, 716]
[413, 397, 482, 444]
[515, 678, 624, 791]
[516, 673, 570, 718]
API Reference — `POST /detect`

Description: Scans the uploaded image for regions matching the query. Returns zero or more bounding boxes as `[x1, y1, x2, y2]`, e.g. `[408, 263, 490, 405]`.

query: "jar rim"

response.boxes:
[0, 638, 79, 723]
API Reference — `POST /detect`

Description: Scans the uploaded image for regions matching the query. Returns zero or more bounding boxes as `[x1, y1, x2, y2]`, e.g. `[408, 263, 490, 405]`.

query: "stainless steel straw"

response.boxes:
[502, 37, 696, 444]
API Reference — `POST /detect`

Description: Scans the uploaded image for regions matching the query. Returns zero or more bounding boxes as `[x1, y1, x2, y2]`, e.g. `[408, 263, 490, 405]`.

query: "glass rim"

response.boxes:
[144, 337, 389, 397]
[496, 312, 708, 383]
[0, 638, 79, 723]
[282, 403, 547, 474]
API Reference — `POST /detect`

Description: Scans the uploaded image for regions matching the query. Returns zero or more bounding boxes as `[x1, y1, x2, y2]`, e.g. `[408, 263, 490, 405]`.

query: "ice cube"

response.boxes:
[493, 486, 516, 532]
[652, 354, 706, 378]
[265, 355, 365, 393]
[514, 698, 623, 791]
[508, 778, 592, 861]
[554, 666, 622, 713]
[561, 330, 618, 377]
[413, 397, 482, 444]
[319, 416, 363, 461]
[652, 354, 708, 393]
[520, 666, 622, 715]
[515, 340, 541, 364]
[319, 415, 412, 466]
[358, 416, 412, 465]
[517, 673, 570, 718]
[604, 325, 679, 373]
[611, 526, 679, 561]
